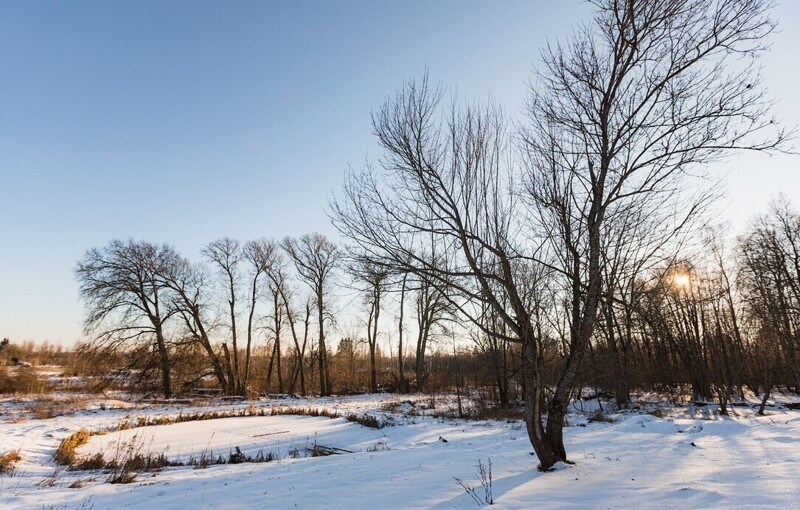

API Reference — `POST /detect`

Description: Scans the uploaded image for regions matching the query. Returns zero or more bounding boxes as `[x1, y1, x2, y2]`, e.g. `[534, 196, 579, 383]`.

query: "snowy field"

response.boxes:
[1, 392, 799, 509]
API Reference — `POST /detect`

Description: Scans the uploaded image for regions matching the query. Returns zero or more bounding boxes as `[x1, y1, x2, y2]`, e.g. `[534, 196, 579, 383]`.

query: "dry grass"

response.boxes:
[75, 433, 176, 484]
[54, 429, 91, 466]
[269, 406, 340, 419]
[110, 405, 273, 431]
[36, 467, 63, 487]
[67, 432, 278, 477]
[345, 413, 384, 429]
[109, 405, 354, 432]
[68, 477, 94, 489]
[0, 367, 52, 395]
[106, 469, 137, 484]
[71, 453, 107, 471]
[1, 394, 92, 422]
[0, 449, 22, 475]
[30, 396, 90, 419]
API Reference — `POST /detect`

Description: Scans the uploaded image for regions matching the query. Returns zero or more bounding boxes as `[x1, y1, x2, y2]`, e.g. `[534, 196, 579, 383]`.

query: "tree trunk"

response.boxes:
[155, 326, 172, 398]
[415, 327, 426, 392]
[243, 275, 259, 395]
[273, 291, 284, 394]
[397, 274, 407, 393]
[522, 335, 561, 470]
[222, 343, 235, 394]
[317, 288, 329, 396]
[369, 285, 381, 393]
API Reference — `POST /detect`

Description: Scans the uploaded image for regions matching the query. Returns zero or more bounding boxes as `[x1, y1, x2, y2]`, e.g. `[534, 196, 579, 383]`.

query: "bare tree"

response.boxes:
[290, 297, 314, 395]
[267, 257, 311, 396]
[161, 256, 233, 394]
[76, 240, 179, 398]
[347, 258, 388, 392]
[330, 76, 549, 455]
[242, 238, 276, 393]
[265, 268, 286, 394]
[203, 238, 245, 394]
[264, 286, 285, 393]
[282, 233, 340, 396]
[519, 0, 787, 466]
[411, 269, 451, 392]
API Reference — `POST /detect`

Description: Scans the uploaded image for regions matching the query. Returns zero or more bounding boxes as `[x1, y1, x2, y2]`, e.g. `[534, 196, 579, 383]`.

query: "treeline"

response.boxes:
[73, 234, 463, 399]
[69, 198, 800, 411]
[579, 199, 800, 414]
[75, 235, 333, 398]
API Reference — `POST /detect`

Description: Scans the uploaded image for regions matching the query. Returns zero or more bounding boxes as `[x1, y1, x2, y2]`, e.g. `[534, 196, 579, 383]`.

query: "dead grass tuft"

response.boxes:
[0, 449, 22, 475]
[71, 453, 106, 471]
[68, 477, 94, 489]
[54, 429, 91, 465]
[345, 413, 384, 429]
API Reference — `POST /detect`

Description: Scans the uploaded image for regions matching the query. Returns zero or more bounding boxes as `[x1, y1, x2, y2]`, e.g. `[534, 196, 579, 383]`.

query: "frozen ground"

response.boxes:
[1, 392, 798, 509]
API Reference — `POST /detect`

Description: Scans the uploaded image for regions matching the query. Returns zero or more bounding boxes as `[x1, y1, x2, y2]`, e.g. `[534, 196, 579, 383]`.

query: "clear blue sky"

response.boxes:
[1, 1, 797, 345]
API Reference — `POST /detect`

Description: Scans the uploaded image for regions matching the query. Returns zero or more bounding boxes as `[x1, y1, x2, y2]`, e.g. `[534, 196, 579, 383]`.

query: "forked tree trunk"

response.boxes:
[522, 337, 561, 470]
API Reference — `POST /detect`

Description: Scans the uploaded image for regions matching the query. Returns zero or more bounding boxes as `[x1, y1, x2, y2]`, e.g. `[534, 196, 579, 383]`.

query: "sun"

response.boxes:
[672, 273, 691, 288]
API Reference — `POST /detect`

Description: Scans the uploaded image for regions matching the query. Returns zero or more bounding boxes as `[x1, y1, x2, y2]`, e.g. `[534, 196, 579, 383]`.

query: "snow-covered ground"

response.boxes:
[1, 392, 798, 509]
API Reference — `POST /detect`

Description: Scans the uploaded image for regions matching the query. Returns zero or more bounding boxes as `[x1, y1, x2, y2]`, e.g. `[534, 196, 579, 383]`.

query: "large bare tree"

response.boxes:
[519, 0, 787, 465]
[76, 240, 179, 398]
[265, 251, 310, 396]
[332, 0, 786, 470]
[161, 255, 233, 394]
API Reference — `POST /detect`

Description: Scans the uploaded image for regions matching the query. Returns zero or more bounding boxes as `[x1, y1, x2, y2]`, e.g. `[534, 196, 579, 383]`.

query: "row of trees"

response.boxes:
[76, 235, 334, 398]
[75, 234, 454, 399]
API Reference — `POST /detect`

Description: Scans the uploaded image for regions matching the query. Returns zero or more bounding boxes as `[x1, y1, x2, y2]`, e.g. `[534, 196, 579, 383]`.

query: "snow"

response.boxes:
[1, 393, 798, 509]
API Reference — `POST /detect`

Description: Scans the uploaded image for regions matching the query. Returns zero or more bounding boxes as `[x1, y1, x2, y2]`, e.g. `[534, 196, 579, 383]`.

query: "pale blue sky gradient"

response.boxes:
[1, 1, 797, 344]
